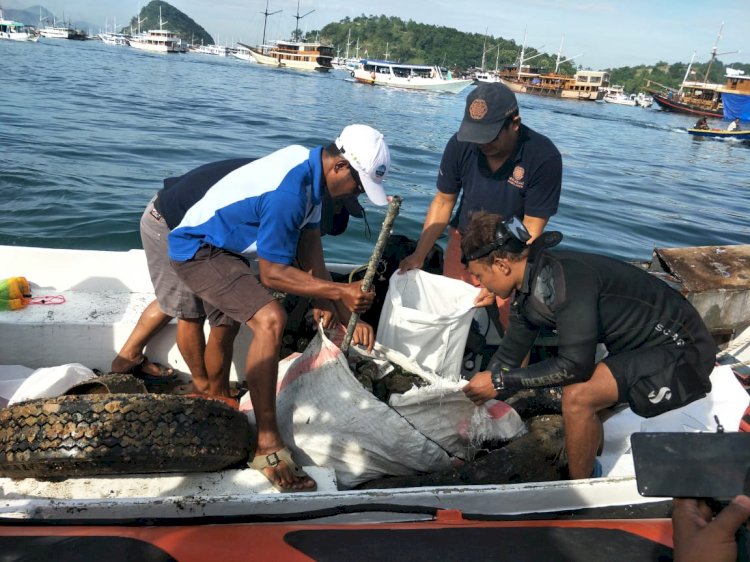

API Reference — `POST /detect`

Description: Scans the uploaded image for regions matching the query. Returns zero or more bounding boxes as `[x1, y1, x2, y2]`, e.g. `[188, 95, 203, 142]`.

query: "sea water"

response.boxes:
[2, 39, 749, 264]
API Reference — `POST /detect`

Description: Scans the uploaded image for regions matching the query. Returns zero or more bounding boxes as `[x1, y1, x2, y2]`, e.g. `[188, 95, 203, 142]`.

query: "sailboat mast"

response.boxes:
[260, 0, 281, 48]
[702, 22, 723, 85]
[679, 51, 697, 95]
[554, 36, 564, 73]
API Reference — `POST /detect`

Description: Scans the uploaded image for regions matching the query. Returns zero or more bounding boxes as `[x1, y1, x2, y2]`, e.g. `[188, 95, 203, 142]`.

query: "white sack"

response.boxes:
[363, 343, 527, 459]
[376, 270, 480, 381]
[241, 328, 453, 489]
[8, 363, 97, 405]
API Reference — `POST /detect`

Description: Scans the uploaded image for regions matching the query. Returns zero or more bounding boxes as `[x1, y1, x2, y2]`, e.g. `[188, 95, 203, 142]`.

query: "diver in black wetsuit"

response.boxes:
[460, 212, 716, 479]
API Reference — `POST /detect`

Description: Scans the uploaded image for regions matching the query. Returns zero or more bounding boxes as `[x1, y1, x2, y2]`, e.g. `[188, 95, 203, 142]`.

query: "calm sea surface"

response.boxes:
[2, 39, 749, 263]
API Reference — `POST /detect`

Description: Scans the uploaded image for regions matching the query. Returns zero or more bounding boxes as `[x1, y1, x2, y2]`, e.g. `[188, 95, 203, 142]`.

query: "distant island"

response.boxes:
[6, 2, 748, 93]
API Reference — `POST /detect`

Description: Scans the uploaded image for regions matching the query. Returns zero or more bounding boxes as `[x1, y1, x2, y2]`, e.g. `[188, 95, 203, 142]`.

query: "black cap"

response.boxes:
[457, 82, 519, 144]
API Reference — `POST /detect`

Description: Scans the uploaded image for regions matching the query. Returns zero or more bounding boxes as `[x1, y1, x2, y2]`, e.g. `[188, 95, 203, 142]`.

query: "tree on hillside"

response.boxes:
[312, 15, 576, 74]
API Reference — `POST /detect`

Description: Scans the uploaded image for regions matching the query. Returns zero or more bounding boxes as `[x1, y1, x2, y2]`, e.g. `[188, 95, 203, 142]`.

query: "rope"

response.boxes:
[28, 295, 66, 305]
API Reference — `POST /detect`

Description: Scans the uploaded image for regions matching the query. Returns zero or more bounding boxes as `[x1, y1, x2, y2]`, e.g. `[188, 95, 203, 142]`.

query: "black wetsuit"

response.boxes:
[488, 238, 716, 416]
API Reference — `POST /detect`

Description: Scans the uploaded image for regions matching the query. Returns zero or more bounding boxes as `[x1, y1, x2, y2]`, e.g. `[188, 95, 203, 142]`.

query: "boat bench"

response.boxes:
[0, 246, 250, 377]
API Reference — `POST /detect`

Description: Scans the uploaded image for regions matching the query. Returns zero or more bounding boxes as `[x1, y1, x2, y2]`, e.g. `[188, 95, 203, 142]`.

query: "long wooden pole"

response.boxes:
[340, 196, 402, 354]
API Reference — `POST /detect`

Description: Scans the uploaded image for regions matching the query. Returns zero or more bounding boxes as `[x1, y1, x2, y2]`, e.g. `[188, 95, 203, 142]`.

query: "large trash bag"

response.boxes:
[0, 277, 30, 311]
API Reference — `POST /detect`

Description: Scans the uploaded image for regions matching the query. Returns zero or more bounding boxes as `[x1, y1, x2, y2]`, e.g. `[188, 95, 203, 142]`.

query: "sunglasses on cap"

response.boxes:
[461, 216, 531, 265]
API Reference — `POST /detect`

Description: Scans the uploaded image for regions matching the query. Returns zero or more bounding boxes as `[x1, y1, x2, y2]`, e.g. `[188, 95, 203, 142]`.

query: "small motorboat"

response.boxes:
[687, 127, 750, 139]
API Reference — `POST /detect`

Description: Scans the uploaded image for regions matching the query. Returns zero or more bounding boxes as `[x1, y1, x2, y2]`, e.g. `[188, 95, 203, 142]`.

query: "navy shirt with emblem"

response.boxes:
[437, 124, 562, 232]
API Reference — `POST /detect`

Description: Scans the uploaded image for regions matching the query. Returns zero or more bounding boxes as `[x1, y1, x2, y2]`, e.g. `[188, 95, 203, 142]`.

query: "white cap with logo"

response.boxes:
[335, 124, 390, 206]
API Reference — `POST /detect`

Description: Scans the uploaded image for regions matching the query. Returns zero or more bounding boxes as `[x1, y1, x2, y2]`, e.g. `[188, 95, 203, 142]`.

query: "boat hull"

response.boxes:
[0, 515, 675, 560]
[129, 40, 179, 53]
[499, 78, 562, 98]
[687, 128, 750, 139]
[651, 92, 723, 117]
[248, 46, 331, 72]
[352, 69, 472, 93]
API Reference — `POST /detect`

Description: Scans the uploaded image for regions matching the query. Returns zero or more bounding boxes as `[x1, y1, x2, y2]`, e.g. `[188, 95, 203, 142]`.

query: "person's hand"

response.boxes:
[312, 299, 338, 329]
[398, 252, 424, 274]
[462, 371, 498, 406]
[349, 320, 375, 352]
[340, 280, 375, 314]
[672, 495, 750, 562]
[474, 287, 496, 308]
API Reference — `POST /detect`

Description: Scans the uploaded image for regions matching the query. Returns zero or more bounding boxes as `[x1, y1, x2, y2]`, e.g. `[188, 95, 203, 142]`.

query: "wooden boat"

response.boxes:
[352, 60, 473, 94]
[241, 40, 333, 71]
[687, 127, 750, 139]
[499, 66, 607, 101]
[718, 68, 750, 121]
[1, 243, 749, 558]
[651, 89, 723, 117]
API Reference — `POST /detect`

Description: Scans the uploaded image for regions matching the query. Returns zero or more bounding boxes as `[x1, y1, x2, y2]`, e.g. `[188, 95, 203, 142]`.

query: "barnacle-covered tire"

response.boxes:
[64, 373, 148, 395]
[0, 394, 254, 479]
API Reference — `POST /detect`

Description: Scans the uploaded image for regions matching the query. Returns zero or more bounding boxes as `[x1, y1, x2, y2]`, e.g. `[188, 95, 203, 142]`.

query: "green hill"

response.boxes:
[313, 15, 577, 75]
[125, 0, 213, 46]
[309, 15, 750, 91]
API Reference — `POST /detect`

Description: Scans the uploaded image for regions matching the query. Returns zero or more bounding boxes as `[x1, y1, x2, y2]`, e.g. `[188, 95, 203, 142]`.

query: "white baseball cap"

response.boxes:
[335, 124, 390, 206]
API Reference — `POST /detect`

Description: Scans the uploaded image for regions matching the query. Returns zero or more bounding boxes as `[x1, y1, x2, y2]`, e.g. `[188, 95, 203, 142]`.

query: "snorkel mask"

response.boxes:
[461, 215, 532, 265]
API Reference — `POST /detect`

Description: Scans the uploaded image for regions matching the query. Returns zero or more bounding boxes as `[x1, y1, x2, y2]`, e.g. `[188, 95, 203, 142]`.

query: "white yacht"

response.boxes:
[353, 59, 473, 94]
[0, 9, 38, 41]
[129, 7, 180, 54]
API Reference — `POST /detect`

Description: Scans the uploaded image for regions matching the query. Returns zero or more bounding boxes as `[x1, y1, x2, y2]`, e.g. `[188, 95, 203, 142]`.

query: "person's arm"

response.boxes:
[672, 495, 750, 562]
[398, 190, 458, 272]
[463, 312, 540, 405]
[522, 215, 549, 243]
[522, 151, 562, 239]
[294, 228, 376, 349]
[259, 259, 373, 314]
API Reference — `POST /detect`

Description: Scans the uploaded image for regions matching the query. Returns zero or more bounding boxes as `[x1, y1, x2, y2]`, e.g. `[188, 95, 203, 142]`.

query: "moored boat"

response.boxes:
[560, 70, 608, 101]
[128, 7, 181, 54]
[0, 8, 38, 42]
[602, 86, 637, 106]
[718, 68, 750, 121]
[352, 59, 473, 93]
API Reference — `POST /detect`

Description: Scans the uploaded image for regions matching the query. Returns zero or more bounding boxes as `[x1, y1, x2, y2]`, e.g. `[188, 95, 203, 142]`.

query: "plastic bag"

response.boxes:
[376, 270, 480, 380]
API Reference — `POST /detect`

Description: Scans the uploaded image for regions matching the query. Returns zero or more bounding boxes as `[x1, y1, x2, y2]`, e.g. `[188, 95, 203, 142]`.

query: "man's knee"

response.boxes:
[249, 303, 286, 340]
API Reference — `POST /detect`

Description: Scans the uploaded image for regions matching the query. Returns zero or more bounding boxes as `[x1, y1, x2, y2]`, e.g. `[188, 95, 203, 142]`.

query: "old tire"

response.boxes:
[64, 373, 148, 395]
[0, 394, 254, 479]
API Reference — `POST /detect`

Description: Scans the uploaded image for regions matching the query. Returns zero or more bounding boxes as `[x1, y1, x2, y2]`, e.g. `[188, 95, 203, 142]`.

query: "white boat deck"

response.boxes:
[1, 245, 748, 523]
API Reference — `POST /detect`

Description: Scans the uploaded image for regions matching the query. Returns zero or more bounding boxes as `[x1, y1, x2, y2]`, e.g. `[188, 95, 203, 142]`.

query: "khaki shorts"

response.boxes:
[170, 245, 276, 325]
[140, 196, 205, 320]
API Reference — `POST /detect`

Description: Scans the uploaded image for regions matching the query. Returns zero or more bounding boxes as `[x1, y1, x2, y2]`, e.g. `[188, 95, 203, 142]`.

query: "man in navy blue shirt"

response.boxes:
[166, 124, 391, 492]
[399, 82, 562, 330]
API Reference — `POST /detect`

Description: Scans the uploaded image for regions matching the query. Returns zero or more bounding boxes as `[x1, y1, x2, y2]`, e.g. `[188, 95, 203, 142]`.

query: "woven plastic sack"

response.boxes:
[241, 326, 453, 489]
[376, 270, 480, 380]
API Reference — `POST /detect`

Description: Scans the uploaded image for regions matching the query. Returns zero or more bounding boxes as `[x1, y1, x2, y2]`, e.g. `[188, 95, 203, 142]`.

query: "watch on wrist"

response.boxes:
[491, 367, 507, 392]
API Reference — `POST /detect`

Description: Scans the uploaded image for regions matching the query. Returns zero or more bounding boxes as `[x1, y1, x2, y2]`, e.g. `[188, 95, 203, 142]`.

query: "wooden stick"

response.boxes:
[340, 196, 402, 354]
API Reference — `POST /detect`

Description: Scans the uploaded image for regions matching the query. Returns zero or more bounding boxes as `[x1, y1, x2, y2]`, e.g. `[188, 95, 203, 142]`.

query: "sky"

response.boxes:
[9, 0, 749, 70]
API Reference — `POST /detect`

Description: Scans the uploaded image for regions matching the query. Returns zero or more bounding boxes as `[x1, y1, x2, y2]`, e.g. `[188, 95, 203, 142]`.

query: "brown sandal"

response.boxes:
[249, 447, 317, 493]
